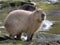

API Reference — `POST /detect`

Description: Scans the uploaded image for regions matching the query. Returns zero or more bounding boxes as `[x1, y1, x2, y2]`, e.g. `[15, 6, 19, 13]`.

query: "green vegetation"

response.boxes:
[0, 40, 28, 45]
[36, 3, 60, 12]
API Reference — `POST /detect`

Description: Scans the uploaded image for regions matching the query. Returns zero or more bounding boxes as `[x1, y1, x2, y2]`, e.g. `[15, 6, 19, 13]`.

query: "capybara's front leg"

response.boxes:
[30, 34, 34, 40]
[27, 33, 33, 41]
[17, 33, 22, 40]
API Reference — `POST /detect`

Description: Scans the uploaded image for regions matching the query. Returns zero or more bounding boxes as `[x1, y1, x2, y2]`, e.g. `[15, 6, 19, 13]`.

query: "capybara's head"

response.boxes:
[32, 8, 46, 22]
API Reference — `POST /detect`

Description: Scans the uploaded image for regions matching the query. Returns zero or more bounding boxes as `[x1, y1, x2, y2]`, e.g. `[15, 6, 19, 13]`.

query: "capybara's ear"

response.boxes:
[35, 8, 43, 13]
[33, 8, 43, 15]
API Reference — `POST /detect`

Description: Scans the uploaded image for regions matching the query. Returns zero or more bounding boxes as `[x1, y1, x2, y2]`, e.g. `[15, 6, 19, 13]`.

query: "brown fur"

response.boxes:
[4, 9, 46, 41]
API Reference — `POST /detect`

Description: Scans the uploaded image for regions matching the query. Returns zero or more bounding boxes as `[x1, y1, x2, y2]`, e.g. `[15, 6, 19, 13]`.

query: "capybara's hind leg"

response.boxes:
[9, 35, 15, 40]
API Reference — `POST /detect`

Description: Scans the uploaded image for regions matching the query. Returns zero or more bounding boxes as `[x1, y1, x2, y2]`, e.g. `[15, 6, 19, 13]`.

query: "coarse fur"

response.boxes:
[4, 9, 46, 41]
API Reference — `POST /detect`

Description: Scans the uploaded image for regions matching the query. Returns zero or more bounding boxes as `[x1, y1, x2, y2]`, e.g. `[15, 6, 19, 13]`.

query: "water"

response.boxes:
[38, 20, 53, 31]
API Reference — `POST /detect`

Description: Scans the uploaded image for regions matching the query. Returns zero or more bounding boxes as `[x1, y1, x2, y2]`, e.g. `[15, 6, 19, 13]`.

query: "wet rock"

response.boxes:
[42, 42, 49, 45]
[29, 33, 60, 45]
[33, 33, 60, 41]
[50, 42, 60, 45]
[0, 26, 5, 29]
[56, 41, 60, 44]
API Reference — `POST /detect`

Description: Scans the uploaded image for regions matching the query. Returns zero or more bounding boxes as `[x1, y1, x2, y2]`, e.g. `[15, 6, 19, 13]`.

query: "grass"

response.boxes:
[36, 3, 60, 12]
[0, 8, 9, 22]
[0, 40, 28, 45]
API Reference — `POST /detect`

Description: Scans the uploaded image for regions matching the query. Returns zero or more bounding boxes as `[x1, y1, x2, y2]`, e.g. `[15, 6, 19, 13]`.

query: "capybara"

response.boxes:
[4, 8, 46, 41]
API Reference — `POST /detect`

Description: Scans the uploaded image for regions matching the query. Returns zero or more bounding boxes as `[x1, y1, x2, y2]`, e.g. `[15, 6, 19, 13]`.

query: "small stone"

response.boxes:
[57, 41, 60, 44]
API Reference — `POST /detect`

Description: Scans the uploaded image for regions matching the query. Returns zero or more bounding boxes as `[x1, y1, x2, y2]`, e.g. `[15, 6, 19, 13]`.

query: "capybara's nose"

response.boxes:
[41, 14, 45, 20]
